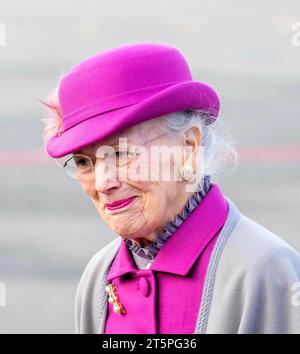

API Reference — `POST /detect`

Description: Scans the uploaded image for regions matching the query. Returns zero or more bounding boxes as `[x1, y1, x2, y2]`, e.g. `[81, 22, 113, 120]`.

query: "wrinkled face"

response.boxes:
[73, 119, 200, 242]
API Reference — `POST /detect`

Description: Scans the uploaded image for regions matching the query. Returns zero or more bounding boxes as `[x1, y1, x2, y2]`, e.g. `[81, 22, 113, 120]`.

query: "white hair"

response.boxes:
[155, 109, 239, 182]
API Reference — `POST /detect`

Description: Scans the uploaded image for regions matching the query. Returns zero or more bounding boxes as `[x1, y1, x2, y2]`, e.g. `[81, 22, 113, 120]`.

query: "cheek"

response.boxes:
[97, 206, 107, 220]
[140, 182, 166, 213]
[150, 152, 180, 182]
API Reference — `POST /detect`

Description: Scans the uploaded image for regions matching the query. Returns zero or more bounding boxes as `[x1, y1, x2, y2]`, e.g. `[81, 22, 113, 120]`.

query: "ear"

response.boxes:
[183, 127, 202, 167]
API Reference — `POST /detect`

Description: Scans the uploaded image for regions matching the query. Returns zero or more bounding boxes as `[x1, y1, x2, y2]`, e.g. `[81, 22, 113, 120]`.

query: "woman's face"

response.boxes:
[74, 119, 199, 244]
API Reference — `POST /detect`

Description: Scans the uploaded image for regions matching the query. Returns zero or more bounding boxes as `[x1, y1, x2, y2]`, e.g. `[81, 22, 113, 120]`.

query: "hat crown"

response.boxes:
[58, 43, 193, 128]
[47, 42, 220, 158]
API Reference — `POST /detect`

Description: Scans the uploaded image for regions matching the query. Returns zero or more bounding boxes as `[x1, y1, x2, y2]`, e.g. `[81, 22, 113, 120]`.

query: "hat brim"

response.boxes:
[46, 80, 219, 158]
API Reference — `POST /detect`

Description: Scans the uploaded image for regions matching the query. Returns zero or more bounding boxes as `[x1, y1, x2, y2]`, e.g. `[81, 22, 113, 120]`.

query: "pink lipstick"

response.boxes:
[106, 196, 137, 210]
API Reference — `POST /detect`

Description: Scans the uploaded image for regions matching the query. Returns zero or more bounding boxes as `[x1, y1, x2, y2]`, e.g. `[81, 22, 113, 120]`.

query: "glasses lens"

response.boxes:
[64, 155, 93, 179]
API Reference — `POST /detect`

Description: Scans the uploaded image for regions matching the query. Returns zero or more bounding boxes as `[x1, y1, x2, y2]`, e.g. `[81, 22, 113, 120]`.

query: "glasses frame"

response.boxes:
[58, 132, 169, 180]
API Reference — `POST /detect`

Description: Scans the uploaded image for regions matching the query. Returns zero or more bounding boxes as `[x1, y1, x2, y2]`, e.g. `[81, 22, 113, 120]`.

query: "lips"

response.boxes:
[106, 196, 137, 210]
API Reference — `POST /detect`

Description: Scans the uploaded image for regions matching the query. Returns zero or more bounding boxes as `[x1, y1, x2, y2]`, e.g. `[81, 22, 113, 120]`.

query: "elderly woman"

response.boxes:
[41, 42, 300, 334]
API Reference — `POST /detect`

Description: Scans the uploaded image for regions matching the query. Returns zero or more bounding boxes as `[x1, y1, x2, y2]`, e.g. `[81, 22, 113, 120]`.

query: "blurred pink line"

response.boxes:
[237, 145, 300, 161]
[0, 149, 49, 166]
[0, 145, 300, 166]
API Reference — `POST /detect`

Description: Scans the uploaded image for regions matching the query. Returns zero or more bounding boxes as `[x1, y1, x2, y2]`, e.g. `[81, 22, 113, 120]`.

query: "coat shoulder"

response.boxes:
[78, 236, 122, 283]
[86, 236, 122, 269]
[205, 209, 300, 333]
[221, 211, 300, 274]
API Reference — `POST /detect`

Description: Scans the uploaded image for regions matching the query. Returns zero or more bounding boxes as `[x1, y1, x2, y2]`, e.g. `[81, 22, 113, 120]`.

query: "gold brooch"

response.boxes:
[105, 283, 126, 315]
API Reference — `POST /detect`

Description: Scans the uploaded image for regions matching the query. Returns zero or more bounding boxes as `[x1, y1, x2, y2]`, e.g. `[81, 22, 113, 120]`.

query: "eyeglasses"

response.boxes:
[59, 132, 168, 180]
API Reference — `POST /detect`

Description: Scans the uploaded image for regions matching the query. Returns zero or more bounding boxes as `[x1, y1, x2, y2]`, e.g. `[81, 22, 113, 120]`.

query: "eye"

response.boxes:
[113, 150, 138, 167]
[115, 150, 130, 158]
[74, 156, 91, 167]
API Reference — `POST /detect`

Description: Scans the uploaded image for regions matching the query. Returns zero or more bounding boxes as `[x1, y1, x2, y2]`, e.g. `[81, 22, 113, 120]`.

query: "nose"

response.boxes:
[94, 159, 121, 193]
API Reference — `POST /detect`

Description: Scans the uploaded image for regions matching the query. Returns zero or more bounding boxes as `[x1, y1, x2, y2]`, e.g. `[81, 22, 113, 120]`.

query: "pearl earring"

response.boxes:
[180, 165, 195, 182]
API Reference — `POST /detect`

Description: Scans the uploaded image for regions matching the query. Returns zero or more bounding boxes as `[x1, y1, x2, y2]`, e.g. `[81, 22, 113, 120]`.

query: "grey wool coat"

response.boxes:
[74, 198, 300, 334]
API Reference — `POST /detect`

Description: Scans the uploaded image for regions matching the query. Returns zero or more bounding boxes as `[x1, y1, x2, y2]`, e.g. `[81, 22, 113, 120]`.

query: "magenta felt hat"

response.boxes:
[46, 42, 220, 158]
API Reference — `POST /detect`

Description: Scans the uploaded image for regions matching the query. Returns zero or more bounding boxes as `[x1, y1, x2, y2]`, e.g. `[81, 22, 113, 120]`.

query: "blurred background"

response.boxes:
[0, 0, 299, 333]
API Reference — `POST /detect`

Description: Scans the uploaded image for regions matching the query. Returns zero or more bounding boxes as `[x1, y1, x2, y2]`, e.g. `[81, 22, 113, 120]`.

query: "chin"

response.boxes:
[112, 221, 143, 237]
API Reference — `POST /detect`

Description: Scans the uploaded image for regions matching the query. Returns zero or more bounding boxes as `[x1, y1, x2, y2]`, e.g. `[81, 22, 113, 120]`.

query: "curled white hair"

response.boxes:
[155, 109, 239, 183]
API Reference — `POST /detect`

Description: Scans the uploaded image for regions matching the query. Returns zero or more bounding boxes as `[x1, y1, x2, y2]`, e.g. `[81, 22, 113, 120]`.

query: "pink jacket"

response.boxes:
[104, 183, 229, 334]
